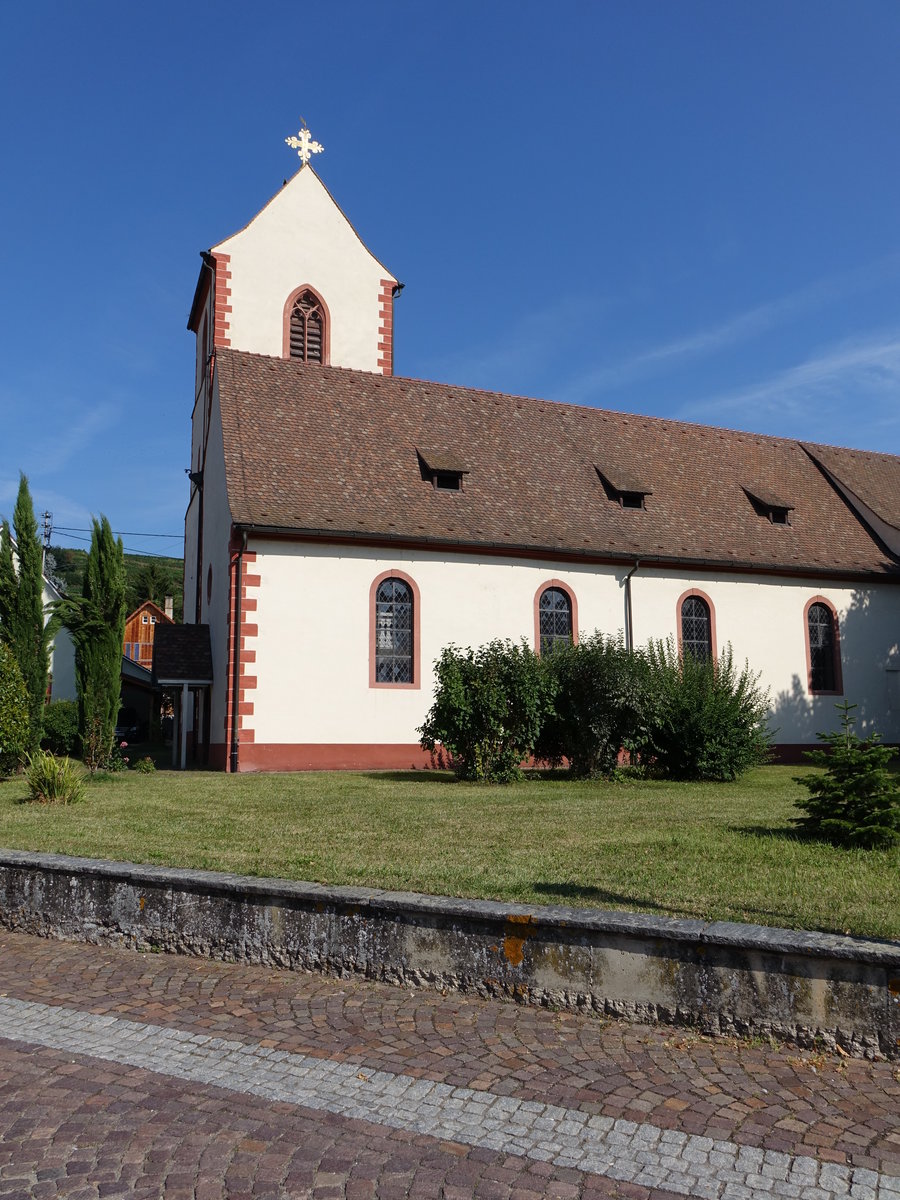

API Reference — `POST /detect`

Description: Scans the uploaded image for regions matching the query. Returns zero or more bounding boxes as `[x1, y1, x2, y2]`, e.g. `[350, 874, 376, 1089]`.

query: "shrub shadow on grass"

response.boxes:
[359, 771, 457, 785]
[729, 823, 805, 843]
[533, 881, 676, 914]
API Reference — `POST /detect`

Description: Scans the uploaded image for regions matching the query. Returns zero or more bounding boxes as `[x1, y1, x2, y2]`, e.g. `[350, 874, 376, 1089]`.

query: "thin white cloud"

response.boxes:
[678, 331, 900, 445]
[428, 293, 603, 389]
[40, 401, 121, 474]
[561, 254, 900, 403]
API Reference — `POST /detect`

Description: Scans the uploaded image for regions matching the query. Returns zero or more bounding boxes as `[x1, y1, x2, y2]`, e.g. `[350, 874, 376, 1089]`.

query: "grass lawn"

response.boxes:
[0, 764, 897, 942]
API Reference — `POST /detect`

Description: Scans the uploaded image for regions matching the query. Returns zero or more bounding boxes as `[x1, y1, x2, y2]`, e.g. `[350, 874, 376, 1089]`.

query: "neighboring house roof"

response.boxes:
[215, 349, 900, 579]
[125, 599, 175, 627]
[122, 657, 153, 686]
[152, 624, 213, 685]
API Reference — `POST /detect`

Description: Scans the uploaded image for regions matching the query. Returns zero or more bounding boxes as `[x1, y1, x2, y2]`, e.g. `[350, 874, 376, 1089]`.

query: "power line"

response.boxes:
[53, 526, 182, 539]
[49, 531, 180, 559]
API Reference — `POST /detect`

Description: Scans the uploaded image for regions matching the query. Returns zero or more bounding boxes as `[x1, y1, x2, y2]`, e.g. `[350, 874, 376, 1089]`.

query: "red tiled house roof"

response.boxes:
[215, 349, 900, 580]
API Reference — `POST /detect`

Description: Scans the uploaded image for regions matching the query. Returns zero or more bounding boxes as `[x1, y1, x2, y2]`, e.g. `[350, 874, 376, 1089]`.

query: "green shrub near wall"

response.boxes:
[645, 639, 771, 781]
[536, 634, 657, 778]
[41, 700, 79, 757]
[418, 640, 555, 782]
[0, 644, 29, 778]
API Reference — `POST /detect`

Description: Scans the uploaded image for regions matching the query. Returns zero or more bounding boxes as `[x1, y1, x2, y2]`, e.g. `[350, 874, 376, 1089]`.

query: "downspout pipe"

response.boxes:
[623, 561, 639, 652]
[229, 530, 247, 774]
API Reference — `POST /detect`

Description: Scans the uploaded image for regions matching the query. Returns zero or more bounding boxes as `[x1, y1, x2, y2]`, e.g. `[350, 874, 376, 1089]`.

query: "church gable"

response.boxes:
[207, 165, 397, 373]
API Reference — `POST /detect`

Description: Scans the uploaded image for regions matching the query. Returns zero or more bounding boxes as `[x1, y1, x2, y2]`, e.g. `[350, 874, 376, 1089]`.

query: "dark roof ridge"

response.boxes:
[801, 439, 900, 464]
[215, 347, 899, 462]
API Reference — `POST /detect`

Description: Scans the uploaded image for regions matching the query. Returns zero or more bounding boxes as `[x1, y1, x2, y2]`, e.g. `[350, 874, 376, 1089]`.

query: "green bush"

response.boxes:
[23, 750, 85, 805]
[645, 639, 771, 781]
[536, 633, 657, 778]
[419, 639, 555, 782]
[794, 701, 900, 849]
[0, 644, 29, 778]
[41, 699, 79, 756]
[134, 755, 156, 773]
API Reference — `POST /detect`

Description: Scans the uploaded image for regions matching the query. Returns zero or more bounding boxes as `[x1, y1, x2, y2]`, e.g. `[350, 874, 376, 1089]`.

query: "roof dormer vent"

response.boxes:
[742, 485, 794, 526]
[595, 464, 652, 510]
[417, 449, 469, 493]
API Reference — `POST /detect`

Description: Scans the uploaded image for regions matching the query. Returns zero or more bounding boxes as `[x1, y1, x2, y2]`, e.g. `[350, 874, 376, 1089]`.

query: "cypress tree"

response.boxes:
[0, 477, 51, 750]
[56, 516, 126, 771]
[0, 521, 15, 637]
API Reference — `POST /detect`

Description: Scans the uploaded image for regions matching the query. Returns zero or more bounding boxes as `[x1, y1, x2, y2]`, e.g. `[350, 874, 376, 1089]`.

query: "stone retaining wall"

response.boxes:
[0, 849, 898, 1059]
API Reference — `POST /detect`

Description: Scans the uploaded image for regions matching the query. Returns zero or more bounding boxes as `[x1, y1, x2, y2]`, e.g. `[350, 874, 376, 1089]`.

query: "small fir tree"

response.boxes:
[56, 516, 126, 773]
[0, 476, 52, 750]
[794, 701, 900, 849]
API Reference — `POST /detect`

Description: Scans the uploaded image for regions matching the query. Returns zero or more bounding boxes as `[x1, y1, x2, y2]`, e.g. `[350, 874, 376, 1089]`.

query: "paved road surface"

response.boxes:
[0, 930, 897, 1198]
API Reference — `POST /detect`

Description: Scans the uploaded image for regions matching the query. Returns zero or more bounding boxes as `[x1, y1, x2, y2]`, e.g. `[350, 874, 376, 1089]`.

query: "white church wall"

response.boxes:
[246, 543, 624, 754]
[190, 286, 214, 475]
[237, 542, 899, 768]
[631, 570, 900, 745]
[212, 169, 394, 372]
[196, 379, 235, 752]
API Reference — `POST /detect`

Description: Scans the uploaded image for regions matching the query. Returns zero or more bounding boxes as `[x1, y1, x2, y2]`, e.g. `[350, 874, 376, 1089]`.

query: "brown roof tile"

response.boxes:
[152, 625, 213, 685]
[803, 443, 900, 532]
[215, 350, 900, 579]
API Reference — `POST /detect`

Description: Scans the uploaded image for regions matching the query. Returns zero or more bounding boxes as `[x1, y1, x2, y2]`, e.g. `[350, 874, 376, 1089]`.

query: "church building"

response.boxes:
[177, 126, 900, 771]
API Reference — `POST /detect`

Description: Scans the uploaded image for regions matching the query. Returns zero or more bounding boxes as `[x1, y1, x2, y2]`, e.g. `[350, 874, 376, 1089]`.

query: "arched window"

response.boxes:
[538, 586, 573, 656]
[374, 577, 414, 684]
[806, 599, 842, 694]
[680, 594, 712, 661]
[288, 290, 324, 363]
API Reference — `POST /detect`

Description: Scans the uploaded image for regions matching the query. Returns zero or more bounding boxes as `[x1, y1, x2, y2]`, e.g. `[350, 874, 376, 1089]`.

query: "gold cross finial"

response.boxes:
[285, 118, 324, 165]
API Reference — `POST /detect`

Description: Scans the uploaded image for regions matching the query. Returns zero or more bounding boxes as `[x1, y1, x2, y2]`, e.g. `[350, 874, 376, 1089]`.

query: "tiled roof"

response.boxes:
[152, 625, 213, 685]
[803, 443, 900, 532]
[215, 350, 900, 579]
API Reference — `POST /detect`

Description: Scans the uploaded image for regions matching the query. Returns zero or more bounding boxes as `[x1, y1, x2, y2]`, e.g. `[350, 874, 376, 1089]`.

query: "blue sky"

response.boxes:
[1, 2, 898, 558]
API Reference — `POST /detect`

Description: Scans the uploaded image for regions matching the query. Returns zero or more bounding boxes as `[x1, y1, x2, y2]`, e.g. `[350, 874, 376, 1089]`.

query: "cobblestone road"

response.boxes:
[0, 931, 897, 1198]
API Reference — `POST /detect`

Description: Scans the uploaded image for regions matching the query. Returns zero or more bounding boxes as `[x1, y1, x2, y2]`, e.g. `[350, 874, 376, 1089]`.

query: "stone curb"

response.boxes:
[0, 847, 898, 1059]
[1, 847, 897, 966]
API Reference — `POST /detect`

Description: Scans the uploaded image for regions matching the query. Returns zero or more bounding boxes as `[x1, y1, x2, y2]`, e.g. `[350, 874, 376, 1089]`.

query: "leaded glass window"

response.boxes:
[289, 290, 324, 363]
[375, 578, 413, 684]
[681, 595, 711, 661]
[539, 587, 572, 656]
[808, 603, 837, 692]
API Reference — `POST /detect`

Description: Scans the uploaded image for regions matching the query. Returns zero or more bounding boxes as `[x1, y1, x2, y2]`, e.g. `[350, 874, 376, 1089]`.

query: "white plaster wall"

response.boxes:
[631, 570, 900, 743]
[248, 546, 900, 747]
[183, 491, 199, 629]
[198, 379, 235, 746]
[252, 545, 629, 745]
[190, 289, 214, 474]
[214, 168, 395, 372]
[48, 627, 75, 702]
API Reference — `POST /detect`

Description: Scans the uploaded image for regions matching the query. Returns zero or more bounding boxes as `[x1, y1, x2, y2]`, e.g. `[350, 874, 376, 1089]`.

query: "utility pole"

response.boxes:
[41, 511, 52, 575]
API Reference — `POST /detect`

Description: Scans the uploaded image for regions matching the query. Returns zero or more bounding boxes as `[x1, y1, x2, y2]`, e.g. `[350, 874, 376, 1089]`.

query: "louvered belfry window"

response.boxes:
[375, 578, 413, 683]
[681, 595, 712, 661]
[539, 587, 572, 656]
[808, 603, 837, 692]
[289, 291, 324, 363]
